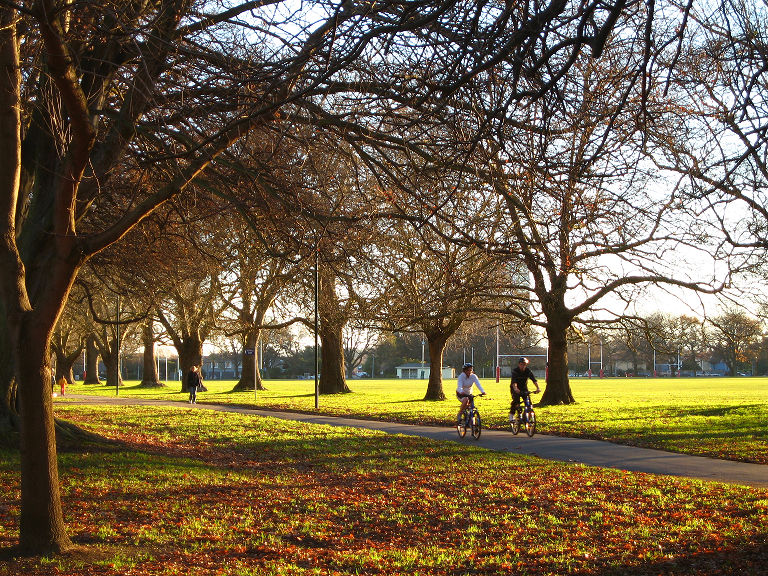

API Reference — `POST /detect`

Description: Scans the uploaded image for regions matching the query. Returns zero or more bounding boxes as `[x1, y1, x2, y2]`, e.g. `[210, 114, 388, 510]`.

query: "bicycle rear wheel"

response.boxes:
[470, 411, 481, 440]
[525, 409, 536, 437]
[511, 412, 521, 435]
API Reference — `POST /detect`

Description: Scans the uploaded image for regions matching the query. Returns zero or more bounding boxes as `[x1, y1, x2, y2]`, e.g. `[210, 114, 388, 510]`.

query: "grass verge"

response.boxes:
[61, 376, 768, 463]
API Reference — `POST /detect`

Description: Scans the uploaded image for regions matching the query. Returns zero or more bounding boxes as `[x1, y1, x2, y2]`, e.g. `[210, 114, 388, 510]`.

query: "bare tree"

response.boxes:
[456, 43, 721, 405]
[375, 213, 507, 400]
[708, 308, 763, 376]
[658, 1, 768, 306]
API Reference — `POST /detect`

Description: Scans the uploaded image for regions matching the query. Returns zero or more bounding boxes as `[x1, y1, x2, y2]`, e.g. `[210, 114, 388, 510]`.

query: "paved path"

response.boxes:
[64, 394, 768, 489]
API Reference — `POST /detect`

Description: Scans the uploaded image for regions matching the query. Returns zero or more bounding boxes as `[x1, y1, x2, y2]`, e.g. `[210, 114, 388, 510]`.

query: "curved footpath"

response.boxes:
[63, 394, 768, 489]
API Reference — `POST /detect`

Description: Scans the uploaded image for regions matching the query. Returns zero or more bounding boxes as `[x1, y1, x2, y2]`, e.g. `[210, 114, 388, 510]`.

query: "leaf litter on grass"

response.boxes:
[1, 404, 766, 575]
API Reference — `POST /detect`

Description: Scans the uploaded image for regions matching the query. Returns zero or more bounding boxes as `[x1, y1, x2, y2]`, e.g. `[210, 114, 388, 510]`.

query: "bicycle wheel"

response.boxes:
[470, 411, 481, 440]
[511, 412, 521, 435]
[457, 412, 467, 438]
[525, 409, 536, 437]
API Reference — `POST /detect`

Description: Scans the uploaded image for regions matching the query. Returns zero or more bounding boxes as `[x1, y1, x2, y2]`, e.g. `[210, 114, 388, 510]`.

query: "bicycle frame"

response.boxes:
[457, 394, 482, 439]
[511, 391, 537, 437]
[512, 391, 533, 418]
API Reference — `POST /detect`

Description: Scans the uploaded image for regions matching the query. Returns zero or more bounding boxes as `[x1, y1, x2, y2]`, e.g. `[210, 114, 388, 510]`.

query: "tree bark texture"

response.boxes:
[319, 321, 350, 394]
[178, 337, 204, 392]
[139, 321, 164, 387]
[232, 330, 264, 392]
[318, 267, 350, 394]
[53, 346, 80, 386]
[83, 335, 101, 384]
[17, 324, 73, 553]
[423, 336, 447, 401]
[540, 322, 575, 405]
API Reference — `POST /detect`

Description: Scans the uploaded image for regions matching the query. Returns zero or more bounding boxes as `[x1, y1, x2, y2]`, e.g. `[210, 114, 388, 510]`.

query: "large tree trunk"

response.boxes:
[232, 330, 264, 392]
[53, 346, 81, 386]
[101, 337, 123, 389]
[319, 320, 350, 394]
[0, 304, 18, 434]
[138, 321, 164, 387]
[83, 335, 101, 384]
[178, 337, 205, 392]
[423, 336, 447, 401]
[540, 320, 575, 405]
[17, 325, 72, 553]
[317, 266, 349, 394]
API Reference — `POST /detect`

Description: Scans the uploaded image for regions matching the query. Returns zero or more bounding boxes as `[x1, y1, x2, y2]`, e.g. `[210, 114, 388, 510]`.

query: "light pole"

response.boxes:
[115, 294, 121, 396]
[314, 246, 320, 410]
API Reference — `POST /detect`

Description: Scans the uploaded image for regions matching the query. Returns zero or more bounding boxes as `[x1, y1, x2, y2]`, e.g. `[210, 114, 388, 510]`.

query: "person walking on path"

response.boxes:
[187, 365, 202, 404]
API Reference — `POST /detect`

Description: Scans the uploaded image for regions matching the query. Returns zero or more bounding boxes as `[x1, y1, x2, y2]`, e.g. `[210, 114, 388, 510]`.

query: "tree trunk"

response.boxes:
[53, 355, 72, 387]
[53, 346, 81, 386]
[540, 321, 575, 405]
[83, 335, 101, 384]
[101, 337, 123, 389]
[317, 265, 349, 394]
[232, 330, 264, 392]
[0, 305, 17, 433]
[178, 337, 204, 392]
[138, 321, 164, 387]
[16, 326, 72, 553]
[319, 320, 350, 394]
[423, 336, 447, 401]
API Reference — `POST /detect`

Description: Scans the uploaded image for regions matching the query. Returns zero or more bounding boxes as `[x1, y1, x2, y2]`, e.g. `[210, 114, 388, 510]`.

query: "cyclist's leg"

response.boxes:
[510, 391, 521, 420]
[457, 394, 469, 423]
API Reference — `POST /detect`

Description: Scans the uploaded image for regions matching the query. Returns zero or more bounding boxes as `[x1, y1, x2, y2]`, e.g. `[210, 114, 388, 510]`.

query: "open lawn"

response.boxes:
[62, 376, 768, 464]
[1, 404, 767, 575]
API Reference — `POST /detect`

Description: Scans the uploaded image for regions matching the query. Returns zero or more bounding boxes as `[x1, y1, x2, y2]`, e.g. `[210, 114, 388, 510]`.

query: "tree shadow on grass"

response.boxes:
[575, 538, 768, 576]
[0, 543, 135, 567]
[683, 404, 764, 418]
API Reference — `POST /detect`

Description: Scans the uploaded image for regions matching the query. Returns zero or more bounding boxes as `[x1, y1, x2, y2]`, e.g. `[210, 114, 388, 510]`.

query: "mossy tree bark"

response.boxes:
[138, 320, 165, 387]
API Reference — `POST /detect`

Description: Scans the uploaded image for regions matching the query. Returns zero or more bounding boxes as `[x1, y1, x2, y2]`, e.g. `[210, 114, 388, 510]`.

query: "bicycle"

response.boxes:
[457, 393, 483, 440]
[510, 390, 539, 437]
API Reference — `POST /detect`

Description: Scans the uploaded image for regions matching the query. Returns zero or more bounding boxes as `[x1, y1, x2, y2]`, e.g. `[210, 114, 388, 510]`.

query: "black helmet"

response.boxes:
[462, 362, 473, 370]
[518, 357, 529, 364]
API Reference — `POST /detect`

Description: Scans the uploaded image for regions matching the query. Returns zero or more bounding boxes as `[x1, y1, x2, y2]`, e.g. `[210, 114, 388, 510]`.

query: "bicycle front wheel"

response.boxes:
[525, 409, 536, 437]
[471, 411, 481, 440]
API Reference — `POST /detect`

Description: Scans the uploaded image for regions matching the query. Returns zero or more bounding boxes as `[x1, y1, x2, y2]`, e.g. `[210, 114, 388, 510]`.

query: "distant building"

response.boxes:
[395, 363, 455, 379]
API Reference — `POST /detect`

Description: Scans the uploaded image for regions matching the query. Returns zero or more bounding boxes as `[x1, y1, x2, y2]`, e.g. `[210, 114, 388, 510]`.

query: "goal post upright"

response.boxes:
[494, 323, 549, 382]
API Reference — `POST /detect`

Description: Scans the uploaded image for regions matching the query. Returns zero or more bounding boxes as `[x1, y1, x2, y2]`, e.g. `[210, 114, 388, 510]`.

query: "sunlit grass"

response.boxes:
[62, 376, 768, 463]
[2, 404, 766, 575]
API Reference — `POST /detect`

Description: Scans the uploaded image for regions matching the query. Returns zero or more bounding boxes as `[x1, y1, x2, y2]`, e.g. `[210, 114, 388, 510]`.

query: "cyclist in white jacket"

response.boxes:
[456, 362, 486, 424]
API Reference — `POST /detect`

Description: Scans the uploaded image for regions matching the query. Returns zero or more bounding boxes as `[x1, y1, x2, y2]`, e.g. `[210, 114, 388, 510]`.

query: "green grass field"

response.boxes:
[1, 404, 767, 575]
[62, 376, 768, 464]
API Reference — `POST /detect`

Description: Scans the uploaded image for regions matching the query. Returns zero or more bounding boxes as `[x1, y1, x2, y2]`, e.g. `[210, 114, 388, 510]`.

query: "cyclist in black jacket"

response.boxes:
[510, 357, 540, 417]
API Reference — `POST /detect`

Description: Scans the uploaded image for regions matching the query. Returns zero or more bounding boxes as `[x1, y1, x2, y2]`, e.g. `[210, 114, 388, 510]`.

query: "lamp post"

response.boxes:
[115, 294, 120, 396]
[314, 246, 320, 410]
